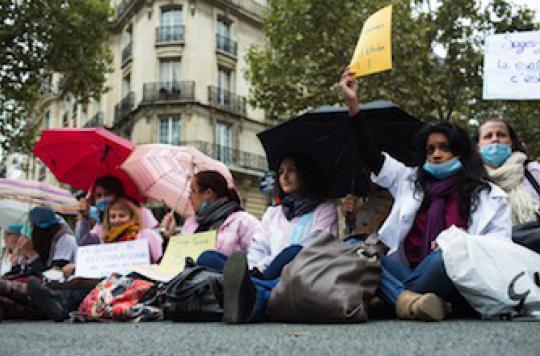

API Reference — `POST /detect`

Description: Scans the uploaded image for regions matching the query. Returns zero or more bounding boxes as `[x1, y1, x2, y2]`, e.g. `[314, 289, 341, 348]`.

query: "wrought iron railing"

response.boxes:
[114, 92, 135, 124]
[181, 140, 267, 172]
[156, 25, 185, 44]
[207, 86, 246, 115]
[83, 112, 104, 128]
[216, 34, 237, 56]
[121, 42, 132, 65]
[142, 81, 195, 103]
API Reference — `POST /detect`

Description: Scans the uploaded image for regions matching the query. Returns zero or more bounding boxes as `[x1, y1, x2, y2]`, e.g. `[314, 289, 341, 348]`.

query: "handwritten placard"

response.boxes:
[483, 30, 540, 100]
[349, 5, 393, 77]
[75, 239, 150, 278]
[131, 230, 217, 283]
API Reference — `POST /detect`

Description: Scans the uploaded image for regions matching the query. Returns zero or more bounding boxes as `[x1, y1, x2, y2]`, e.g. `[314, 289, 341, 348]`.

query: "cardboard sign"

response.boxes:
[483, 30, 540, 100]
[75, 239, 150, 279]
[132, 230, 217, 283]
[349, 5, 393, 77]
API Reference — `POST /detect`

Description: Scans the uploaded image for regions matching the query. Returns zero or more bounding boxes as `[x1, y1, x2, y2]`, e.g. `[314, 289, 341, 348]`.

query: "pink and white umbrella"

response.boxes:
[120, 144, 235, 218]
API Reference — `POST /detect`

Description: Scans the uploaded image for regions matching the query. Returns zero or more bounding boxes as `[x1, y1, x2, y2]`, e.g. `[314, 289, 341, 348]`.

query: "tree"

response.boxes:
[246, 0, 539, 151]
[0, 0, 112, 160]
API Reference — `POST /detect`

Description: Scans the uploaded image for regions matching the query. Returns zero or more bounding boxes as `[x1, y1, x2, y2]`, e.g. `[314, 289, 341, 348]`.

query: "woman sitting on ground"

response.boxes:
[221, 155, 338, 323]
[80, 175, 159, 246]
[0, 206, 78, 320]
[336, 68, 511, 322]
[474, 119, 540, 224]
[1, 224, 23, 276]
[161, 170, 260, 259]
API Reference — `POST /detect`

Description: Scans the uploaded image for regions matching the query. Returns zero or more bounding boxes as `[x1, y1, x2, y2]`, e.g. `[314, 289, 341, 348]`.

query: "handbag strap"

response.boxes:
[524, 162, 540, 198]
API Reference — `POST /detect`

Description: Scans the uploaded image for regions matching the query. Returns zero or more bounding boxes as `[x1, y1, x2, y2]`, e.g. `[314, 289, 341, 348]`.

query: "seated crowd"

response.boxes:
[0, 70, 538, 323]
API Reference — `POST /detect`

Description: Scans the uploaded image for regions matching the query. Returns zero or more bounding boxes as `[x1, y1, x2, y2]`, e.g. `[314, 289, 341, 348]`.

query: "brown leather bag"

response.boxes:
[266, 231, 388, 322]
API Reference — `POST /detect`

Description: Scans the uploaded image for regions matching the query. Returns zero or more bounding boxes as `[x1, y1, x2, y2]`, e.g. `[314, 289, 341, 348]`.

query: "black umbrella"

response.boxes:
[257, 100, 424, 198]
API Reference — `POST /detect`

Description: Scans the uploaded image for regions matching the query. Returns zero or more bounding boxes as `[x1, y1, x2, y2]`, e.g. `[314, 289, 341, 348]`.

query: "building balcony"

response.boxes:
[114, 92, 135, 124]
[121, 42, 132, 65]
[216, 34, 237, 57]
[142, 81, 195, 104]
[156, 25, 185, 45]
[208, 86, 246, 115]
[83, 112, 104, 128]
[181, 140, 267, 172]
[111, 0, 135, 22]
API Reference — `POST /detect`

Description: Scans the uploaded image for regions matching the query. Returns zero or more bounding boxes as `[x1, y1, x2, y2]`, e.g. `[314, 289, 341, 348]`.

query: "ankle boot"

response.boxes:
[395, 290, 451, 321]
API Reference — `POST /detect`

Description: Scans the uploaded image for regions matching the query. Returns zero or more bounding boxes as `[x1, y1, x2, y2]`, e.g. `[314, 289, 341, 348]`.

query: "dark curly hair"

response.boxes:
[414, 122, 491, 219]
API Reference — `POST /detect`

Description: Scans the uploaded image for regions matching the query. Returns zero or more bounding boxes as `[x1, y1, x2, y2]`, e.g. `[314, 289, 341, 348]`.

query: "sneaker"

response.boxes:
[223, 252, 256, 323]
[27, 277, 67, 322]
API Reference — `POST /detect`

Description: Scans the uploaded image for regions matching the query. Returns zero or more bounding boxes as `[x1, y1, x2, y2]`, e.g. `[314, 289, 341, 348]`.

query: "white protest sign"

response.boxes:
[75, 239, 150, 279]
[483, 30, 540, 100]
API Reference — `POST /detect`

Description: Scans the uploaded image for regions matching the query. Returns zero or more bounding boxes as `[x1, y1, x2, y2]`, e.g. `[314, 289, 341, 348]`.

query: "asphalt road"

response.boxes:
[1, 320, 539, 356]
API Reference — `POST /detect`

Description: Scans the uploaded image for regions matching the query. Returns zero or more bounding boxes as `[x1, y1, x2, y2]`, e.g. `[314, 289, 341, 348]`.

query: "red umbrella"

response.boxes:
[33, 128, 145, 202]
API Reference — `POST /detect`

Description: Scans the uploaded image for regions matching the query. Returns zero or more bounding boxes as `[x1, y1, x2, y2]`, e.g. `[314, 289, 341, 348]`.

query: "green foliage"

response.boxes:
[246, 0, 540, 153]
[0, 0, 112, 157]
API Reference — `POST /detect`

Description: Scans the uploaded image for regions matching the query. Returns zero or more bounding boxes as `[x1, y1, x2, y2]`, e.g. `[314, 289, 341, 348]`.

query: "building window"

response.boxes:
[42, 111, 50, 130]
[159, 58, 181, 92]
[159, 7, 183, 42]
[216, 17, 236, 55]
[216, 122, 232, 163]
[217, 67, 232, 104]
[122, 74, 131, 97]
[158, 116, 181, 145]
[38, 163, 46, 181]
[217, 17, 231, 40]
[62, 111, 69, 127]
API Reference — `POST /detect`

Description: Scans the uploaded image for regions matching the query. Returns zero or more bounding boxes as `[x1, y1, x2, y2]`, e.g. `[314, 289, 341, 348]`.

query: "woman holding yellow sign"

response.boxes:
[338, 68, 511, 321]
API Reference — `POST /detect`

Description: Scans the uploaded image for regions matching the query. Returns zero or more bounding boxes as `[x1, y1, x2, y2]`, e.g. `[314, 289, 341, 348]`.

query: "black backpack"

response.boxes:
[163, 266, 224, 322]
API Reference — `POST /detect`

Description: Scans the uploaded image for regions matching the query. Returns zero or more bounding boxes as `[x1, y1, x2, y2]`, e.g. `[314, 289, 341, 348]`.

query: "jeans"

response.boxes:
[197, 245, 303, 280]
[378, 250, 474, 315]
[197, 246, 304, 322]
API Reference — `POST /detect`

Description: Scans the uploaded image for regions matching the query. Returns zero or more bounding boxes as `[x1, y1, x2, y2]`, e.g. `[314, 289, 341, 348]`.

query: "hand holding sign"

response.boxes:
[349, 5, 393, 77]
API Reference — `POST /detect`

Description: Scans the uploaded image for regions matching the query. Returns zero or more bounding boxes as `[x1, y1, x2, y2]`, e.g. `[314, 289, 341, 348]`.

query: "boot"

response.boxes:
[223, 252, 255, 324]
[395, 290, 451, 321]
[0, 296, 44, 321]
[27, 278, 67, 322]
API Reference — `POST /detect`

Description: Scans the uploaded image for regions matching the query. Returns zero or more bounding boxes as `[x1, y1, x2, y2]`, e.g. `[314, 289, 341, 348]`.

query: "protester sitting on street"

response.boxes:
[62, 196, 163, 279]
[340, 185, 393, 238]
[220, 155, 338, 323]
[336, 68, 511, 321]
[1, 224, 23, 276]
[0, 206, 77, 320]
[474, 119, 540, 224]
[161, 170, 260, 258]
[80, 176, 159, 245]
[23, 197, 164, 321]
[74, 192, 92, 244]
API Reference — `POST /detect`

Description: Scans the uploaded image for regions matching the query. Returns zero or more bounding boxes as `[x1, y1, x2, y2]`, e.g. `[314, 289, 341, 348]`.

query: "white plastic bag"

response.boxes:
[437, 226, 540, 319]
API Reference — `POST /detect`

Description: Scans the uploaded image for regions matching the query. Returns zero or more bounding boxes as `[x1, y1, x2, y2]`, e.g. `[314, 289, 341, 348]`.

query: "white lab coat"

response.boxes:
[372, 153, 512, 265]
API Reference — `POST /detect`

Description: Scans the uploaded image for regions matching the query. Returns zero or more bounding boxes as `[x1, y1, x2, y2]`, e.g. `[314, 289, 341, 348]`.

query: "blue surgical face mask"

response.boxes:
[480, 143, 512, 167]
[95, 197, 113, 212]
[197, 201, 209, 214]
[423, 157, 463, 180]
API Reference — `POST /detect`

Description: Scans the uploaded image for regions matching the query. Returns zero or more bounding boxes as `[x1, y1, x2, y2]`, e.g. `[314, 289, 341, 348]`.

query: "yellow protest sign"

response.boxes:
[349, 5, 393, 77]
[131, 230, 217, 282]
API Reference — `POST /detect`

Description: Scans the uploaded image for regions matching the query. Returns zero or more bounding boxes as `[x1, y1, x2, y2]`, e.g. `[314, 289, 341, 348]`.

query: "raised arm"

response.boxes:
[339, 69, 385, 175]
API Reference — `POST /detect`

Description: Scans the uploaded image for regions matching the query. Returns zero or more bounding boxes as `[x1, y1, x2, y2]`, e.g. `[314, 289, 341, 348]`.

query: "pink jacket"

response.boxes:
[136, 229, 163, 264]
[247, 202, 338, 270]
[181, 211, 260, 256]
